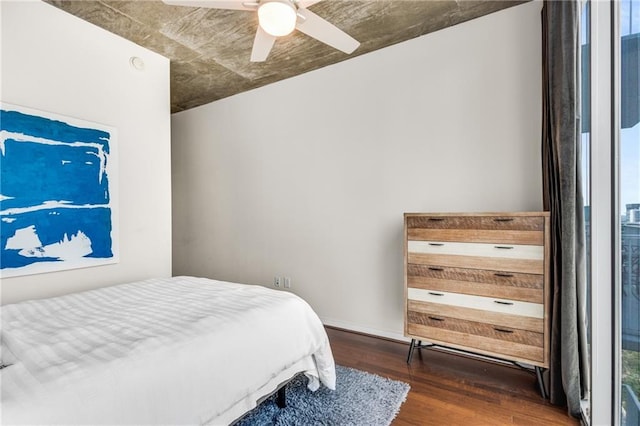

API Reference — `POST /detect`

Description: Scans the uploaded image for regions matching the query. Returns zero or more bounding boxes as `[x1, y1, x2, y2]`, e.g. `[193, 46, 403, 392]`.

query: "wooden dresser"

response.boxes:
[404, 212, 550, 396]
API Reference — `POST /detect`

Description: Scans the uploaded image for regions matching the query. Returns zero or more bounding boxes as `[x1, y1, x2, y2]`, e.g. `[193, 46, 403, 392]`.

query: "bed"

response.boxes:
[0, 276, 336, 425]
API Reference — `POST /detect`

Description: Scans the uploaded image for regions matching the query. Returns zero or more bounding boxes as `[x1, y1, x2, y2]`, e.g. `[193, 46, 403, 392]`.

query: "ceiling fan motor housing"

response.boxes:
[257, 0, 297, 37]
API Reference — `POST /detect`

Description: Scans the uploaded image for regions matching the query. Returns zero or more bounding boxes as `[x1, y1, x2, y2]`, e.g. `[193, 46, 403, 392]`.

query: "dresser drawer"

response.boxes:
[407, 264, 543, 303]
[406, 321, 544, 363]
[408, 310, 543, 347]
[406, 215, 544, 231]
[407, 240, 544, 259]
[407, 228, 544, 245]
[407, 240, 545, 274]
[407, 288, 543, 318]
[407, 300, 544, 333]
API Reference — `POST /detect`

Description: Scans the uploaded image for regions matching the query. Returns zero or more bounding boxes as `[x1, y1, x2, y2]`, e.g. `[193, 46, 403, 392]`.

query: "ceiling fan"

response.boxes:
[162, 0, 360, 62]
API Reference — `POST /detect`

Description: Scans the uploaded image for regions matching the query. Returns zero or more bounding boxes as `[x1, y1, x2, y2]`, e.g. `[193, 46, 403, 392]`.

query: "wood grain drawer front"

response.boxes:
[406, 215, 544, 231]
[406, 322, 544, 364]
[407, 264, 543, 303]
[408, 300, 543, 333]
[408, 228, 544, 246]
[407, 288, 544, 318]
[408, 311, 543, 347]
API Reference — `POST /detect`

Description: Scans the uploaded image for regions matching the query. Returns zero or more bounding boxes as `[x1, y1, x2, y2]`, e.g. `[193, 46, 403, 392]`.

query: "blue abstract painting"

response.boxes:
[1, 104, 117, 277]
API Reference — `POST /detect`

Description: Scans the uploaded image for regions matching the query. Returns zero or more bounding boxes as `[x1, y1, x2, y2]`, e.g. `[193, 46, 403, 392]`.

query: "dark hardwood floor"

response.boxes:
[326, 327, 579, 426]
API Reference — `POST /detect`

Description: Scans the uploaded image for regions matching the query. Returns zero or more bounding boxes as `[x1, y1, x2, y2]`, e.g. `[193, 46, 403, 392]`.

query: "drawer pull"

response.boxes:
[494, 300, 514, 306]
[428, 243, 445, 246]
[494, 328, 514, 334]
[428, 292, 445, 297]
[428, 267, 444, 272]
[428, 218, 445, 221]
[428, 316, 445, 322]
[493, 218, 515, 222]
[494, 245, 514, 250]
[494, 273, 514, 278]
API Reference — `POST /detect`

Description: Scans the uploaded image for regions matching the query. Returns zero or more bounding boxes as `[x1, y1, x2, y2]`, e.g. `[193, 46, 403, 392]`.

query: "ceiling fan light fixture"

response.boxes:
[258, 0, 297, 37]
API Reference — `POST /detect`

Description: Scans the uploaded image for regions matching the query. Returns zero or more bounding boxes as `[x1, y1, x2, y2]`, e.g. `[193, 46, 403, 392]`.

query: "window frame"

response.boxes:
[588, 0, 616, 424]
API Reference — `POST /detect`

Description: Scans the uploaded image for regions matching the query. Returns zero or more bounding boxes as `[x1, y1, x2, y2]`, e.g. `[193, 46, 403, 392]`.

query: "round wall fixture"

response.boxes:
[129, 56, 145, 71]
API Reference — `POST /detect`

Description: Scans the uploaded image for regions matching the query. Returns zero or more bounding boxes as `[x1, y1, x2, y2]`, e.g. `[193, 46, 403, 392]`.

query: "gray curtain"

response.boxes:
[541, 0, 590, 418]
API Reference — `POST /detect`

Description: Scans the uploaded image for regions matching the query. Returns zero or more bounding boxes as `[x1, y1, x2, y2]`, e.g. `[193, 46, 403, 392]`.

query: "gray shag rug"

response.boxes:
[235, 365, 410, 426]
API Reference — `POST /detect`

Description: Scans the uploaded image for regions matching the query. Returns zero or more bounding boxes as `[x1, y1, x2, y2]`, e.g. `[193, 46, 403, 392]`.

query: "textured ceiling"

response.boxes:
[46, 0, 527, 112]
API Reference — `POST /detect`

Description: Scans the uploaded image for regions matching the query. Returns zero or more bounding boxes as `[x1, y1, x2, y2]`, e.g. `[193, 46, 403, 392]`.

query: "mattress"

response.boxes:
[0, 276, 336, 424]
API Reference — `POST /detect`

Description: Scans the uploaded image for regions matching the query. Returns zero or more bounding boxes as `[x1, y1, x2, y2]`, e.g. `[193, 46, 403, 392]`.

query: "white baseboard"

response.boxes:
[319, 317, 409, 342]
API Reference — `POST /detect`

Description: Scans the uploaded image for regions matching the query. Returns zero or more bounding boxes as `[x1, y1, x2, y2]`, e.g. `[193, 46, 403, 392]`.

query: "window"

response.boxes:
[588, 1, 637, 423]
[619, 2, 640, 424]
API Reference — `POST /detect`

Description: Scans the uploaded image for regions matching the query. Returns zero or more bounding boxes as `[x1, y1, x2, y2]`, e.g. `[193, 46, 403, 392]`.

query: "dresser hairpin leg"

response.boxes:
[407, 339, 417, 364]
[407, 339, 434, 363]
[535, 366, 548, 399]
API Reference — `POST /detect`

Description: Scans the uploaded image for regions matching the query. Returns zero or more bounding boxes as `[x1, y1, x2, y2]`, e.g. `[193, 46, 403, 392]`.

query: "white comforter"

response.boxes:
[0, 276, 336, 425]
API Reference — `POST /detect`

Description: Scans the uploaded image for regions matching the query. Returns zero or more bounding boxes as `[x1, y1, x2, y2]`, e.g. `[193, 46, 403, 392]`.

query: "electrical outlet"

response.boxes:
[274, 277, 281, 288]
[284, 277, 291, 289]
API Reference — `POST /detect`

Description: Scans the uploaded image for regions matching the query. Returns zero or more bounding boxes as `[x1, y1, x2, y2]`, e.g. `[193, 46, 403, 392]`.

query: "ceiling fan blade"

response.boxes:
[296, 0, 323, 8]
[250, 26, 277, 62]
[295, 8, 359, 54]
[162, 0, 257, 11]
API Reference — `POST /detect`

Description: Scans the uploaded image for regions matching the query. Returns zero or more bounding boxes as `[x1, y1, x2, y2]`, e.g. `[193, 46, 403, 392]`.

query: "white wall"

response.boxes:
[1, 1, 172, 304]
[172, 1, 543, 339]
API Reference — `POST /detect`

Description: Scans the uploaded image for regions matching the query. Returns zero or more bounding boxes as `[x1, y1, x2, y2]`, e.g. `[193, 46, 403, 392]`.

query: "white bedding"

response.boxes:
[0, 276, 336, 425]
